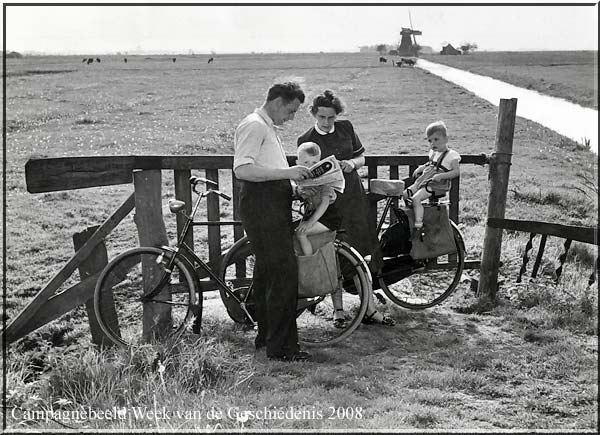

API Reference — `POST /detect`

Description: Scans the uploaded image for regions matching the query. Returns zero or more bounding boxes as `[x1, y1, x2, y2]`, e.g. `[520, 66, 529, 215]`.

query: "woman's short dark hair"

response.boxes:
[266, 82, 305, 104]
[310, 90, 345, 115]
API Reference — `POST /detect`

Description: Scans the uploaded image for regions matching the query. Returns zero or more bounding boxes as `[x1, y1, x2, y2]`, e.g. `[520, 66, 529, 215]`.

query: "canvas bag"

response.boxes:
[293, 230, 338, 298]
[401, 204, 457, 260]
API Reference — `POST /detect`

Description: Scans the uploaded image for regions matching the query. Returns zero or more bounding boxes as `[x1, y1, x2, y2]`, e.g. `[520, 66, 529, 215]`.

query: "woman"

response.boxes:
[297, 90, 395, 326]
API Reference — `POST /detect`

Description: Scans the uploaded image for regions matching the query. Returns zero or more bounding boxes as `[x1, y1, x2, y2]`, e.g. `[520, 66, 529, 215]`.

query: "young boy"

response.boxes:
[403, 121, 461, 235]
[295, 142, 346, 327]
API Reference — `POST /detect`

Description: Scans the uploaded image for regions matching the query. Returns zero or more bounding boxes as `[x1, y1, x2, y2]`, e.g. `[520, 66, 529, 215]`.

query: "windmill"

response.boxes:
[397, 10, 422, 57]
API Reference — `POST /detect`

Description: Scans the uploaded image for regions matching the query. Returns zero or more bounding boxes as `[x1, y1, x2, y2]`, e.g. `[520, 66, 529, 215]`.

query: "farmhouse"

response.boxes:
[440, 44, 462, 55]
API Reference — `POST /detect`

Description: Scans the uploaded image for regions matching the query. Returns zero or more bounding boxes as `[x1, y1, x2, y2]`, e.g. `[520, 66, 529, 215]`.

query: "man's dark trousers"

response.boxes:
[239, 179, 299, 357]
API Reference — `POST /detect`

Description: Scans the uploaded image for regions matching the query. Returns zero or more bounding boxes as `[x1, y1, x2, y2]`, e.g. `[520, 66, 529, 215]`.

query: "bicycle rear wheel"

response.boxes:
[379, 223, 465, 309]
[219, 237, 370, 347]
[94, 247, 198, 348]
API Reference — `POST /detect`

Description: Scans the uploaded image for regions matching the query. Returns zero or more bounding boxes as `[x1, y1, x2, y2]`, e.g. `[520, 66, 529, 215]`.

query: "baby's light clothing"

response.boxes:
[298, 185, 341, 231]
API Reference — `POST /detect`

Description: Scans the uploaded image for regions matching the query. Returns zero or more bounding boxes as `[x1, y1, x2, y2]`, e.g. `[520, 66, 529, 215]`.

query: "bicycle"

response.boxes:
[369, 178, 466, 309]
[94, 176, 370, 348]
[219, 229, 371, 347]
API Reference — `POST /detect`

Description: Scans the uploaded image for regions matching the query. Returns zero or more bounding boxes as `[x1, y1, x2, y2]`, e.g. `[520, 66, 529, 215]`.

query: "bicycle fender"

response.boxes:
[219, 236, 252, 275]
[449, 222, 466, 253]
[157, 245, 201, 283]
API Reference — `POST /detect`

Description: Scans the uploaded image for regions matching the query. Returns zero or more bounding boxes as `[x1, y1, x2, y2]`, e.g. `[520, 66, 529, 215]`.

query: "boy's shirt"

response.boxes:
[429, 148, 461, 172]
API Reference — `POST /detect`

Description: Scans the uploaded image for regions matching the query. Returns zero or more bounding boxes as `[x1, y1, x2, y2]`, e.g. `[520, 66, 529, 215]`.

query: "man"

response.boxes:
[233, 82, 313, 362]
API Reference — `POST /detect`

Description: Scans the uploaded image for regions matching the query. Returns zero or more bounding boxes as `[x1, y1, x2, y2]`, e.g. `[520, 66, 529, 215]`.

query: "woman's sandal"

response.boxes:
[362, 310, 396, 326]
[333, 309, 346, 329]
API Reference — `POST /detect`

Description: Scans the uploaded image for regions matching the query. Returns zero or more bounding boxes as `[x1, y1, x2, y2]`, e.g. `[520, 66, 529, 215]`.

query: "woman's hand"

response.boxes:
[339, 159, 356, 173]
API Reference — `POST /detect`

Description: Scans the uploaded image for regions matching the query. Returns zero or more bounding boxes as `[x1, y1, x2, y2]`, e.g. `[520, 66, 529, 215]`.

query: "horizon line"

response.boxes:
[3, 48, 598, 56]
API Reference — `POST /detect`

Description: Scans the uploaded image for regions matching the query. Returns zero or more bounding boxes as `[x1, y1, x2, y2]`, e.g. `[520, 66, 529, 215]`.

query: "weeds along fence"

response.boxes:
[3, 153, 488, 346]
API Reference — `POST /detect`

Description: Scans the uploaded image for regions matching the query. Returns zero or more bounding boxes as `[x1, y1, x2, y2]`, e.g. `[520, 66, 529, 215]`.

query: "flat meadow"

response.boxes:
[424, 50, 597, 110]
[2, 51, 598, 431]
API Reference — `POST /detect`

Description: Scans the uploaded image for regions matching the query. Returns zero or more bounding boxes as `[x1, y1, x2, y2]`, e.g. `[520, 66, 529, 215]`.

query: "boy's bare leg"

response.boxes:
[411, 189, 430, 228]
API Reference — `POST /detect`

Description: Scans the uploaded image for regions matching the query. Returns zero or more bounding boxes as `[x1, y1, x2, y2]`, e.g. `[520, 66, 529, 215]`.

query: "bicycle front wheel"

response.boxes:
[379, 223, 465, 309]
[94, 247, 199, 348]
[220, 237, 370, 347]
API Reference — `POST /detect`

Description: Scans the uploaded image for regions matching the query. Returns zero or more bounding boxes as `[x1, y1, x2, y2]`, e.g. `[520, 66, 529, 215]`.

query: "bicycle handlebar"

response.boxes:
[189, 176, 231, 201]
[190, 176, 217, 188]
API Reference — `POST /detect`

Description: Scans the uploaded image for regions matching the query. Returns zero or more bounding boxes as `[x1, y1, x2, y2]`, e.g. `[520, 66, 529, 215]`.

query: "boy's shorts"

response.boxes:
[424, 180, 450, 197]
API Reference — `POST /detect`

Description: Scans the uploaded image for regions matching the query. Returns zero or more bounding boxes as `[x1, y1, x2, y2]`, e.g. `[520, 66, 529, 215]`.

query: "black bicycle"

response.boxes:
[370, 179, 466, 309]
[94, 176, 370, 348]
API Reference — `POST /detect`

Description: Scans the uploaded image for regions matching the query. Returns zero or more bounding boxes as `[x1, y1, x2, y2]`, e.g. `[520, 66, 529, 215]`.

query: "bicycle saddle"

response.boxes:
[370, 179, 404, 197]
[168, 199, 186, 213]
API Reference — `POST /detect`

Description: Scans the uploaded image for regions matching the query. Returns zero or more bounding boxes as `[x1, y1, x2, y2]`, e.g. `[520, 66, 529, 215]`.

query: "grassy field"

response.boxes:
[2, 52, 598, 431]
[422, 50, 598, 110]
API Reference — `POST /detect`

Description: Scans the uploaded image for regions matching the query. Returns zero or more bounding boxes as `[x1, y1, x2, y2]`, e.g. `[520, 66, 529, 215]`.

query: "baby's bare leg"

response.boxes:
[297, 233, 313, 256]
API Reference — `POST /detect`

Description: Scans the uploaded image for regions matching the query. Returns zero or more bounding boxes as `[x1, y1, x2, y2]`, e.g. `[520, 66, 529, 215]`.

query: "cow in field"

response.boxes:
[400, 57, 416, 67]
[124, 58, 127, 63]
[96, 58, 101, 63]
[173, 57, 176, 62]
[87, 58, 93, 65]
[207, 57, 214, 64]
[82, 58, 87, 63]
[379, 56, 387, 63]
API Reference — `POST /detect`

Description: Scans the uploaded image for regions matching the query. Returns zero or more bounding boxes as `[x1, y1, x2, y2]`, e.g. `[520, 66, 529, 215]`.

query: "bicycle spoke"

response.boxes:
[95, 248, 198, 347]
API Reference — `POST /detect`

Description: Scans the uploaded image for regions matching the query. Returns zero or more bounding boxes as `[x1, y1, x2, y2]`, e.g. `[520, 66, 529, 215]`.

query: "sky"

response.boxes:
[3, 1, 598, 55]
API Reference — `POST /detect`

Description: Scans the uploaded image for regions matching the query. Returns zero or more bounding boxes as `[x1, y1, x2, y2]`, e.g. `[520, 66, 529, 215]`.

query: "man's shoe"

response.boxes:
[268, 350, 312, 362]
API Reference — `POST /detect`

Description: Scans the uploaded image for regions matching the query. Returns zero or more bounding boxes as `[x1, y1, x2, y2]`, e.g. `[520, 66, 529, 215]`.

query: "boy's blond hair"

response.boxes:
[425, 121, 447, 137]
[298, 141, 321, 157]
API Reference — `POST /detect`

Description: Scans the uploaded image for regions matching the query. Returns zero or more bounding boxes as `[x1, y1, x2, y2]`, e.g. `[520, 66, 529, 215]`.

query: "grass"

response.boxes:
[424, 51, 598, 109]
[2, 51, 598, 431]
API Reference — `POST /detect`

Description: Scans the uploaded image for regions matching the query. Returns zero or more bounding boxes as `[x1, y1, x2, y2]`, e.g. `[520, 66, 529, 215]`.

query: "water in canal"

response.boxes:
[416, 59, 598, 154]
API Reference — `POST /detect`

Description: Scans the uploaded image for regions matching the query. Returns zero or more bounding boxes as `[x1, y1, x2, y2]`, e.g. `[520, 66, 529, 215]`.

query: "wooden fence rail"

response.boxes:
[487, 218, 598, 285]
[2, 153, 489, 347]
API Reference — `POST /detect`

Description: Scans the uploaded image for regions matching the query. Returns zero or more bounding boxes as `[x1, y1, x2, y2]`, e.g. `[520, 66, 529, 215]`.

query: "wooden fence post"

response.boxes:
[174, 169, 193, 248]
[73, 225, 118, 347]
[478, 98, 518, 302]
[133, 169, 171, 342]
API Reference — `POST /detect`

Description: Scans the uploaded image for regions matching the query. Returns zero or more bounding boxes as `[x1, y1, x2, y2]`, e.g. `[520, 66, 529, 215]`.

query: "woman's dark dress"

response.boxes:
[297, 120, 383, 271]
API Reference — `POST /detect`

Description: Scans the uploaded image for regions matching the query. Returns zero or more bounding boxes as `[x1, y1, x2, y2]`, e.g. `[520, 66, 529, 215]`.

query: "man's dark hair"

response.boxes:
[266, 82, 305, 104]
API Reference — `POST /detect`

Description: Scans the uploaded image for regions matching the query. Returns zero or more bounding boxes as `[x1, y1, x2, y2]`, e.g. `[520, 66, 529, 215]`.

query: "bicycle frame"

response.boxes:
[141, 180, 256, 325]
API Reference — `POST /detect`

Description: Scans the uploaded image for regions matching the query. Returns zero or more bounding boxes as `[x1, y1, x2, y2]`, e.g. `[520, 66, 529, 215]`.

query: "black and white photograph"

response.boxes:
[1, 0, 598, 431]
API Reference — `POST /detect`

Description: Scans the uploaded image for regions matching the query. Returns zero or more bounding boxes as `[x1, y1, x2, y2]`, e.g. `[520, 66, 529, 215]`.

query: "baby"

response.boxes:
[403, 121, 461, 235]
[295, 142, 342, 255]
[295, 142, 345, 328]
